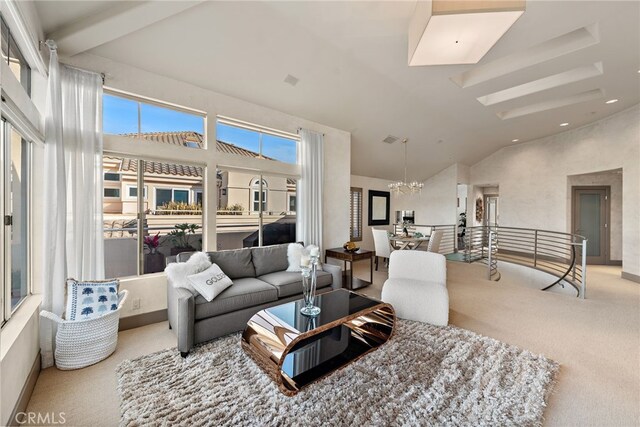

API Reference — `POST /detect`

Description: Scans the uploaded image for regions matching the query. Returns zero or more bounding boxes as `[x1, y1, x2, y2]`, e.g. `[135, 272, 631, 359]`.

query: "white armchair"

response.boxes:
[381, 251, 449, 326]
[372, 227, 394, 270]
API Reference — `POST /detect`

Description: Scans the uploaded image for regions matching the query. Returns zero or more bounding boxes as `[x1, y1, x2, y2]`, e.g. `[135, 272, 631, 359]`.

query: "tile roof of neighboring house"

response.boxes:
[113, 131, 275, 178]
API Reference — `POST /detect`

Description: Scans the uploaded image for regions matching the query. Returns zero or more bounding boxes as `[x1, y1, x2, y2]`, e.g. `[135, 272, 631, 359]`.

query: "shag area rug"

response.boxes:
[117, 320, 558, 426]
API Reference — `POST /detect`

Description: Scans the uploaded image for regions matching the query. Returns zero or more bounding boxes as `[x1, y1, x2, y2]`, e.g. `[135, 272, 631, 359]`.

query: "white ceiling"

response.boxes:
[34, 1, 640, 181]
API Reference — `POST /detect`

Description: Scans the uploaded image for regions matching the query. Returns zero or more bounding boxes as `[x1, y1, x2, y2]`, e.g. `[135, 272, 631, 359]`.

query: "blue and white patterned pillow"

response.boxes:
[65, 278, 120, 321]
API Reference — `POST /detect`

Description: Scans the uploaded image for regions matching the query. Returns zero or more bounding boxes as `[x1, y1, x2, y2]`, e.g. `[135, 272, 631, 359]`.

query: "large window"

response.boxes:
[217, 169, 296, 250]
[216, 118, 298, 164]
[0, 15, 31, 96]
[103, 92, 205, 141]
[102, 92, 206, 277]
[102, 155, 204, 277]
[2, 120, 31, 323]
[350, 187, 363, 242]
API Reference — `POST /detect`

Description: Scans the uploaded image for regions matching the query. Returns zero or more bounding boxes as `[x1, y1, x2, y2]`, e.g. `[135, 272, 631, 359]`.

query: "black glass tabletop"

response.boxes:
[265, 289, 380, 333]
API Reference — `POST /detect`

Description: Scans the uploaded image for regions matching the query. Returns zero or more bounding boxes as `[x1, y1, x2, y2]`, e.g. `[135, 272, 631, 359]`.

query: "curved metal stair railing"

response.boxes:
[464, 226, 587, 298]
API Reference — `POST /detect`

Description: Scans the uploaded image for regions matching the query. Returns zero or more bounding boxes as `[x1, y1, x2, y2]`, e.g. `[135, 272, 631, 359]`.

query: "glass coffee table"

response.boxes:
[241, 289, 395, 396]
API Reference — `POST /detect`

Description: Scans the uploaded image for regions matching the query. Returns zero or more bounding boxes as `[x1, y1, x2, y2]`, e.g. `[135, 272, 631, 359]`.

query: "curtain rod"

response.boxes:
[41, 40, 105, 84]
[297, 127, 325, 136]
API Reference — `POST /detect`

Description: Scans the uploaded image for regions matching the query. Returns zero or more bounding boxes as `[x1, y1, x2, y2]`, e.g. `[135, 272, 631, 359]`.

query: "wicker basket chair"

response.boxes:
[40, 290, 128, 370]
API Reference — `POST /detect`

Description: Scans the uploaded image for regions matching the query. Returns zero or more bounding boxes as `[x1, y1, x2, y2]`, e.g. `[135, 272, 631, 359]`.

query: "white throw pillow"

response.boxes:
[286, 243, 304, 272]
[187, 264, 233, 302]
[165, 252, 212, 294]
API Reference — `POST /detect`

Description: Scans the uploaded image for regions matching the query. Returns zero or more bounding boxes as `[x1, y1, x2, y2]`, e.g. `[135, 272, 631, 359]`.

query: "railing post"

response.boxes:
[581, 240, 587, 299]
[533, 230, 538, 267]
[488, 231, 496, 280]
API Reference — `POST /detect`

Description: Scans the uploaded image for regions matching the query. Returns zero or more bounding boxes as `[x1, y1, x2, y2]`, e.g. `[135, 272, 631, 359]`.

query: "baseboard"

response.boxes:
[8, 351, 40, 426]
[621, 271, 640, 284]
[119, 309, 168, 331]
[609, 260, 622, 266]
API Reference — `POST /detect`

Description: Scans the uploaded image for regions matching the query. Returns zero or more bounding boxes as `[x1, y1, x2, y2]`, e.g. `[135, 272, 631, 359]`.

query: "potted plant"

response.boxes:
[168, 223, 201, 255]
[457, 212, 467, 250]
[143, 233, 165, 273]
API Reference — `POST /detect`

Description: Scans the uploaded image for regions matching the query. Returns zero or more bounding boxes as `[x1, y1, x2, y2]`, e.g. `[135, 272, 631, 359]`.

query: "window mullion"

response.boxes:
[137, 160, 145, 275]
[1, 120, 6, 322]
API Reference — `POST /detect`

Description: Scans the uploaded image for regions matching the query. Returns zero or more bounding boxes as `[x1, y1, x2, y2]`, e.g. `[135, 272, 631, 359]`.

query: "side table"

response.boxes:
[324, 248, 374, 290]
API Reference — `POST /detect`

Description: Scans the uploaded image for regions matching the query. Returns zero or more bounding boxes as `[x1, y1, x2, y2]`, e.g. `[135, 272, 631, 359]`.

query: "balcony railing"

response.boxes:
[392, 223, 457, 254]
[464, 226, 587, 298]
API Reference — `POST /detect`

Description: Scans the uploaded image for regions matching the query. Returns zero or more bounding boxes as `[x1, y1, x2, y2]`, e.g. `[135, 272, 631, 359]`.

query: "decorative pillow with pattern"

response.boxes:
[187, 264, 233, 302]
[65, 278, 120, 321]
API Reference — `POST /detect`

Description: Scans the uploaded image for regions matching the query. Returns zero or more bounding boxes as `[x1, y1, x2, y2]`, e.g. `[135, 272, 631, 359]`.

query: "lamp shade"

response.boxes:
[408, 0, 525, 66]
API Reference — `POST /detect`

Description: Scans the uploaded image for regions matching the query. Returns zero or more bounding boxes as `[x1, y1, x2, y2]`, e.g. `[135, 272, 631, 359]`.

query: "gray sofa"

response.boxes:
[167, 243, 342, 356]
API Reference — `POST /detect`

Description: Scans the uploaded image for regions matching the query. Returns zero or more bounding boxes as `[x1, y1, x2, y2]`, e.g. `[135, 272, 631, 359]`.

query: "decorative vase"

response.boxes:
[144, 252, 165, 274]
[300, 254, 321, 317]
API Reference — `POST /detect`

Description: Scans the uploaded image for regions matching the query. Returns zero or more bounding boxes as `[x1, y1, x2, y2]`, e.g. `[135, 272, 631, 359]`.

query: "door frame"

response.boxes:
[571, 186, 610, 265]
[483, 194, 499, 229]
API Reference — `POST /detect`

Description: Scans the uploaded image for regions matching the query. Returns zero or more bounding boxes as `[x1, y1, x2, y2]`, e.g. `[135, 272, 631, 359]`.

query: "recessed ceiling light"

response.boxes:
[512, 139, 519, 142]
[560, 122, 569, 127]
[605, 99, 618, 104]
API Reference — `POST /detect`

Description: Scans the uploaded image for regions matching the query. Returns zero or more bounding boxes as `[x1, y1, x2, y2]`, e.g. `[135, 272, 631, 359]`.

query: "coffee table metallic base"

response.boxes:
[241, 291, 395, 396]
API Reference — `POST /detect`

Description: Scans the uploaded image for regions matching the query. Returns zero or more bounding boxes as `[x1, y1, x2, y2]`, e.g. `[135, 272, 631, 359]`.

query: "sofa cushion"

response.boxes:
[194, 277, 277, 320]
[251, 244, 290, 277]
[207, 248, 256, 280]
[258, 270, 332, 298]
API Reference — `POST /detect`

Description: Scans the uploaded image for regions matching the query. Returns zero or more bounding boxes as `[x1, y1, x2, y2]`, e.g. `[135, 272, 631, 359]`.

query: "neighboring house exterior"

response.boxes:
[103, 131, 297, 256]
[103, 131, 296, 216]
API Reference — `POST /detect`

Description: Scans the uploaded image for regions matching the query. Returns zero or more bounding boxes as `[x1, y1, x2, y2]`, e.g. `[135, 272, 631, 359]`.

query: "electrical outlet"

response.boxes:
[132, 298, 141, 310]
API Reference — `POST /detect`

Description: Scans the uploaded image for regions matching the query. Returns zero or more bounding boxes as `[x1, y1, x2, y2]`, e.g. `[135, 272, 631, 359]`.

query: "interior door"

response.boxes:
[573, 187, 609, 264]
[484, 196, 499, 229]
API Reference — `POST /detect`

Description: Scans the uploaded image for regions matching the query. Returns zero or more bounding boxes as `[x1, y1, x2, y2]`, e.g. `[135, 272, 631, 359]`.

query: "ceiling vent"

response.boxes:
[284, 74, 299, 86]
[383, 135, 399, 144]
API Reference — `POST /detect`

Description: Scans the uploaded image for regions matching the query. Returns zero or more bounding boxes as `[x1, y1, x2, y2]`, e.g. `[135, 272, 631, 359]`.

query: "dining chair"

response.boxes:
[372, 228, 394, 270]
[427, 230, 444, 253]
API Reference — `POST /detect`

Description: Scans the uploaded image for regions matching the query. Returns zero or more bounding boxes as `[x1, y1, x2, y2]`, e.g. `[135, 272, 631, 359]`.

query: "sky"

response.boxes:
[103, 94, 297, 164]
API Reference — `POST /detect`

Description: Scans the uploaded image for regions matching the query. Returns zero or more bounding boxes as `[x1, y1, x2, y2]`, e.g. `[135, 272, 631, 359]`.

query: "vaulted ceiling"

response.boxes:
[35, 1, 640, 181]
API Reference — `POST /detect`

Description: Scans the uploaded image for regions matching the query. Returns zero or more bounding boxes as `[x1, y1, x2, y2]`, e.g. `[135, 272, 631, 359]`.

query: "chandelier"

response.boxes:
[388, 138, 423, 195]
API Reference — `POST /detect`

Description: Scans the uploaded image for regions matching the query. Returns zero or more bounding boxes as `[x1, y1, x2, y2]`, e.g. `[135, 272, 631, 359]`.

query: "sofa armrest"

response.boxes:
[322, 263, 343, 290]
[167, 280, 195, 355]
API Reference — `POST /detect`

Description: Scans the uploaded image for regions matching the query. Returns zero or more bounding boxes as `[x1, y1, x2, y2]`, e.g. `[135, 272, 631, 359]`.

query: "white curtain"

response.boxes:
[62, 64, 105, 279]
[40, 42, 104, 368]
[297, 129, 324, 252]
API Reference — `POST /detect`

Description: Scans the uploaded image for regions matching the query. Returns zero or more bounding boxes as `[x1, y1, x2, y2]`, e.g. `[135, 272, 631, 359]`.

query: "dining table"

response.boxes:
[389, 235, 430, 250]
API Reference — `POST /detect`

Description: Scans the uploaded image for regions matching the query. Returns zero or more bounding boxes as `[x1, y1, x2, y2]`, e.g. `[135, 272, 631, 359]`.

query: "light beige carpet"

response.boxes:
[26, 262, 639, 427]
[117, 320, 558, 427]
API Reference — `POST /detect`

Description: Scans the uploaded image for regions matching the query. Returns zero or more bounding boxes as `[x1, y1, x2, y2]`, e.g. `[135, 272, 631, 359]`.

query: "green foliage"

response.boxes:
[157, 201, 202, 215]
[168, 223, 201, 248]
[218, 203, 244, 216]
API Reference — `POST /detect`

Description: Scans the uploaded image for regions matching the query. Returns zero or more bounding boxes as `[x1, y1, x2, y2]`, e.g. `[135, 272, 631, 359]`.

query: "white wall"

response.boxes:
[59, 52, 351, 317]
[394, 163, 460, 226]
[470, 106, 640, 277]
[350, 175, 394, 251]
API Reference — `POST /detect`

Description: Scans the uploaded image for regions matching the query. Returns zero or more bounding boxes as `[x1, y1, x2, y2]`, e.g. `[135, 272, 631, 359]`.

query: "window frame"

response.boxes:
[1, 118, 33, 324]
[216, 117, 299, 165]
[154, 187, 191, 209]
[103, 89, 207, 145]
[287, 194, 297, 214]
[104, 172, 121, 181]
[0, 14, 32, 97]
[250, 178, 268, 213]
[103, 188, 121, 198]
[126, 185, 147, 199]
